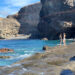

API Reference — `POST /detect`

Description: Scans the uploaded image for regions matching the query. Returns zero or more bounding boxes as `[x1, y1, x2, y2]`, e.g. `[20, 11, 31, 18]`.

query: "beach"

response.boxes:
[0, 42, 75, 75]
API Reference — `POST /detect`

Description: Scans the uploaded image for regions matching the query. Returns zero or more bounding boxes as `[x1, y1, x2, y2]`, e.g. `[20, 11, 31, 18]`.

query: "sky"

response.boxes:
[0, 0, 40, 18]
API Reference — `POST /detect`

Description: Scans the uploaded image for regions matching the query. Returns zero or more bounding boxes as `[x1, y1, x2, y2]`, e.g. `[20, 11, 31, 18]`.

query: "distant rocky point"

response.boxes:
[7, 13, 18, 19]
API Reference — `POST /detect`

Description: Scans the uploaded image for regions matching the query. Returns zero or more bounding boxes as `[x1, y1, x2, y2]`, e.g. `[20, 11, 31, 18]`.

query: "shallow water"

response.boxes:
[0, 39, 72, 66]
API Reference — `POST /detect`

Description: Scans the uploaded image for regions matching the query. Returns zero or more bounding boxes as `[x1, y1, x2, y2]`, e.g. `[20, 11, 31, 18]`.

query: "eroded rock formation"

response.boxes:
[38, 0, 75, 39]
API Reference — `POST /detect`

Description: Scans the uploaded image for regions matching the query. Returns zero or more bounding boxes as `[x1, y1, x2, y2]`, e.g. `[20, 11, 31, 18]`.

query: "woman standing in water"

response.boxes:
[63, 33, 66, 46]
[59, 33, 66, 46]
[59, 33, 62, 45]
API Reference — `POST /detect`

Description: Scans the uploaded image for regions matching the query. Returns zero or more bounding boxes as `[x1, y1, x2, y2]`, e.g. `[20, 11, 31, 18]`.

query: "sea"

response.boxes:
[0, 39, 73, 66]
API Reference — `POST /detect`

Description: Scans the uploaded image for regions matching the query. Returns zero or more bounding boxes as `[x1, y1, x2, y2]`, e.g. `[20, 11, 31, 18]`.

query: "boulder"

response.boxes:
[0, 48, 14, 53]
[43, 46, 52, 51]
[41, 38, 48, 40]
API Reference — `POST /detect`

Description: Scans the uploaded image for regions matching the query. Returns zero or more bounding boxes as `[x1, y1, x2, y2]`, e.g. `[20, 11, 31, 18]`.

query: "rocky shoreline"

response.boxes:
[0, 42, 75, 75]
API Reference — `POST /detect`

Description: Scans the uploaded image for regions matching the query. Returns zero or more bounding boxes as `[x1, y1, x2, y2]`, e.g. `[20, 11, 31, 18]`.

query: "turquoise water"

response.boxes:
[0, 39, 72, 66]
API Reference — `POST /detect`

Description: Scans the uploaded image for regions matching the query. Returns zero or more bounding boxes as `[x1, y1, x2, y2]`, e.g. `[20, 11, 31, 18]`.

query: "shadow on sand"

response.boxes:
[60, 69, 74, 75]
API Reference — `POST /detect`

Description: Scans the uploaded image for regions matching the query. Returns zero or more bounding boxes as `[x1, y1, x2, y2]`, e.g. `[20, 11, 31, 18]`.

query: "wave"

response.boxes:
[7, 54, 32, 60]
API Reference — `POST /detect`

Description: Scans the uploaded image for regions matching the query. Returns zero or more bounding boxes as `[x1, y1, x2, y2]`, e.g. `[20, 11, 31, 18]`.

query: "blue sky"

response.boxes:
[0, 0, 40, 18]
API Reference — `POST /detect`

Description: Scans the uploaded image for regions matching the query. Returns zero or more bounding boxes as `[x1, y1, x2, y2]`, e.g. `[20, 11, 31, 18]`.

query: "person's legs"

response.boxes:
[59, 34, 62, 45]
[63, 39, 65, 46]
[63, 33, 66, 46]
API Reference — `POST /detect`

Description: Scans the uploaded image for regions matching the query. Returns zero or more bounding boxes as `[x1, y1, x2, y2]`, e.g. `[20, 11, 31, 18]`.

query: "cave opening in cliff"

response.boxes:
[65, 27, 75, 39]
[52, 27, 75, 40]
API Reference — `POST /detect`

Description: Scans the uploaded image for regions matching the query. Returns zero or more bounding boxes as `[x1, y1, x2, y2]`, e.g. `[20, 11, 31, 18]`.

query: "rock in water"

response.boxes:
[0, 48, 14, 53]
[38, 0, 75, 39]
[43, 46, 52, 51]
[0, 56, 10, 59]
[41, 38, 48, 40]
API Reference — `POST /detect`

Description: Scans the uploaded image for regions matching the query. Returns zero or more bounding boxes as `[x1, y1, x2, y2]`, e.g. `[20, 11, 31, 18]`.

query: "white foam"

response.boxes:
[22, 68, 27, 71]
[40, 72, 45, 75]
[7, 54, 32, 60]
[3, 63, 21, 68]
[16, 54, 32, 59]
[8, 68, 28, 75]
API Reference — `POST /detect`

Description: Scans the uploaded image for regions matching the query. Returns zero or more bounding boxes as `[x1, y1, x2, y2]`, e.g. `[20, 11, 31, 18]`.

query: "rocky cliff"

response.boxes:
[38, 0, 75, 39]
[0, 2, 41, 39]
[0, 18, 20, 39]
[17, 2, 42, 38]
[7, 2, 42, 39]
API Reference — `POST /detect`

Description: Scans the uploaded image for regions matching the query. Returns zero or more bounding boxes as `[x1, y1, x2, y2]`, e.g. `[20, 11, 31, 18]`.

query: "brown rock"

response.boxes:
[0, 48, 14, 53]
[0, 56, 10, 59]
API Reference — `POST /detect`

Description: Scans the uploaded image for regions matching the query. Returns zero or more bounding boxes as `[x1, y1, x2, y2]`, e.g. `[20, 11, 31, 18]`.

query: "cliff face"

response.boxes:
[0, 2, 41, 39]
[17, 2, 42, 38]
[0, 18, 20, 39]
[38, 0, 75, 39]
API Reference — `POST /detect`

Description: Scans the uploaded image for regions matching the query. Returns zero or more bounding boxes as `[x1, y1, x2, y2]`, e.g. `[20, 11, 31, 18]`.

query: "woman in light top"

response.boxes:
[63, 33, 66, 46]
[59, 33, 62, 45]
[59, 33, 66, 46]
